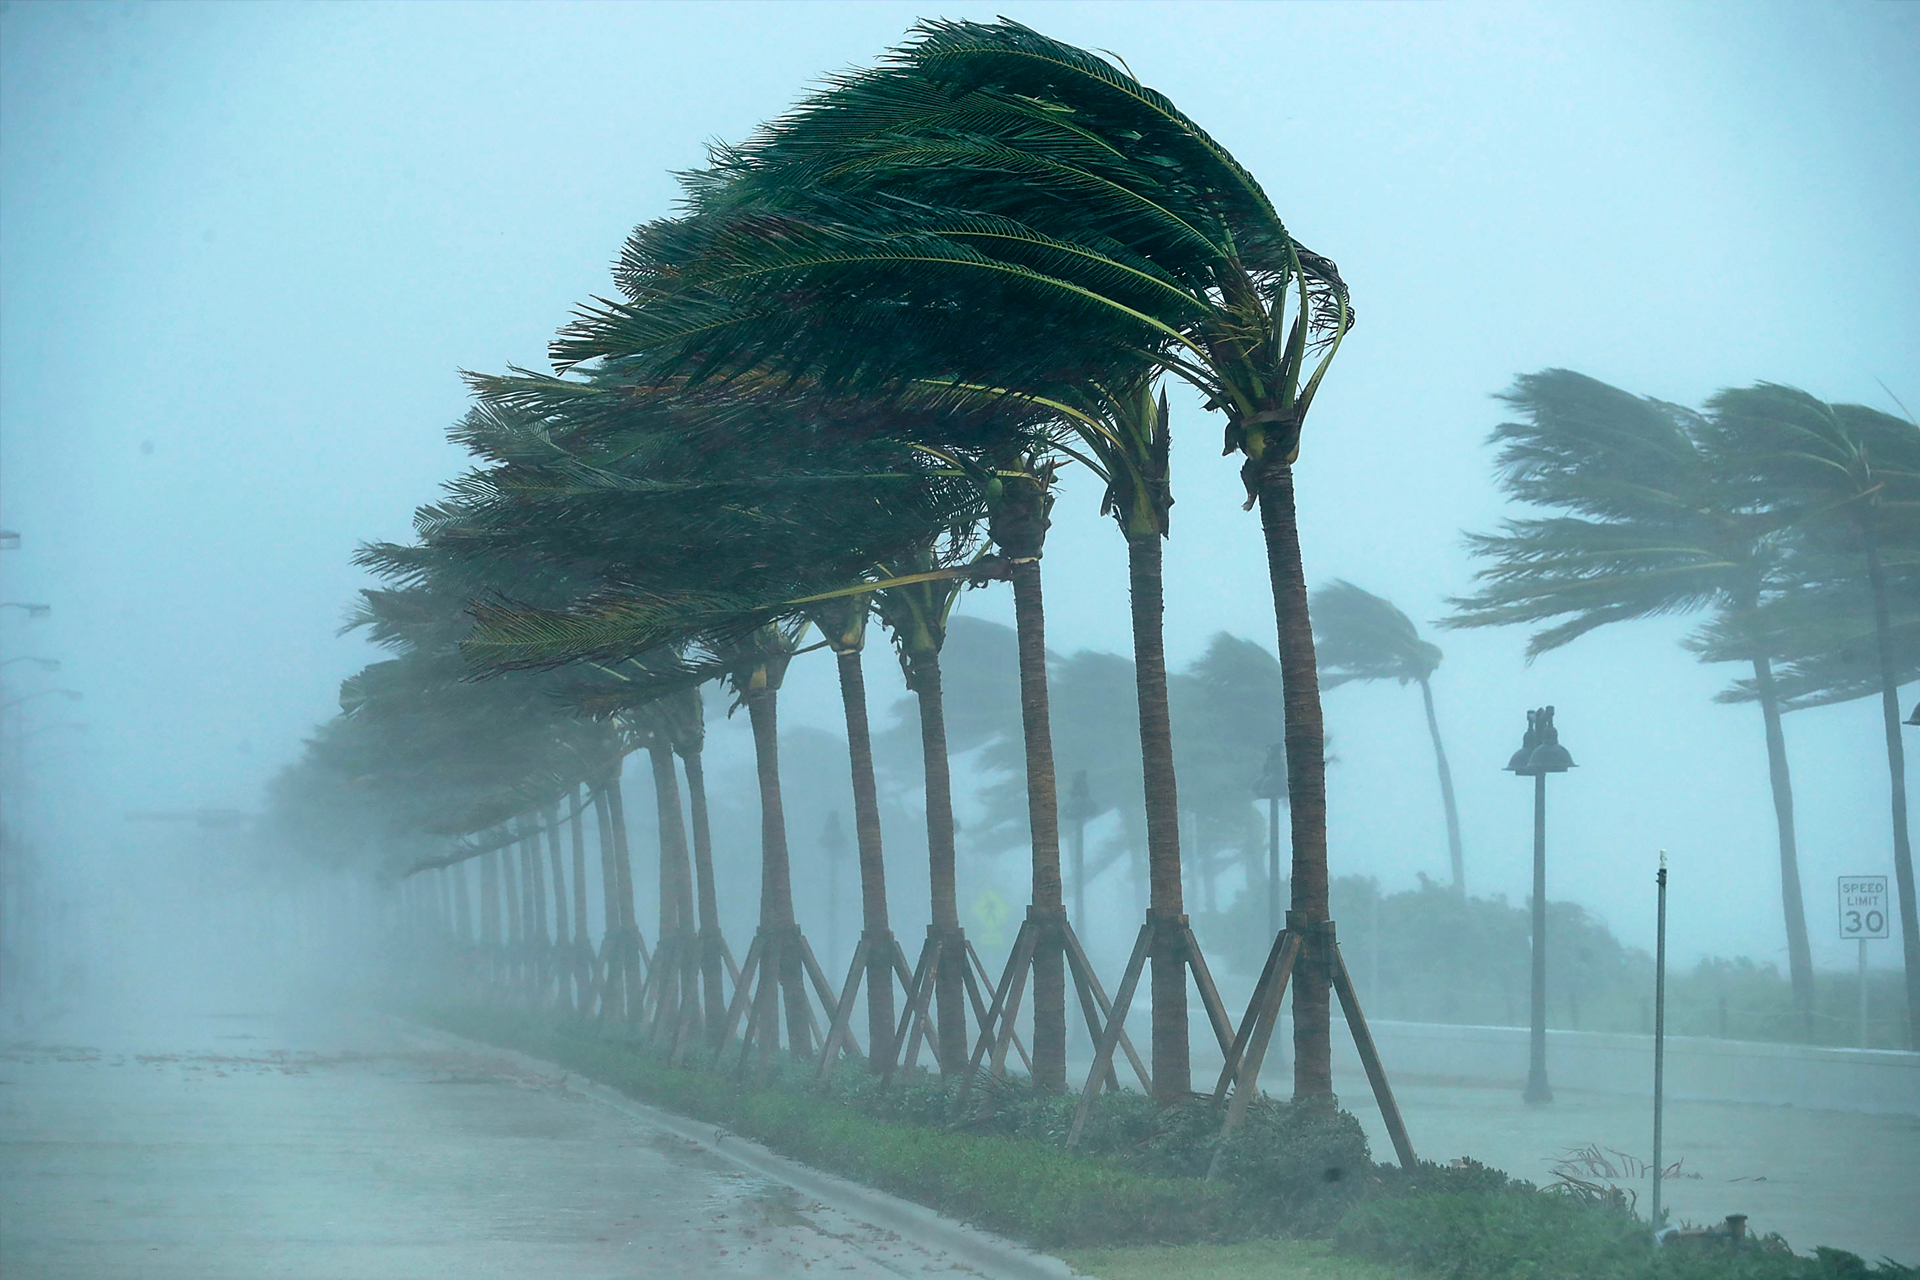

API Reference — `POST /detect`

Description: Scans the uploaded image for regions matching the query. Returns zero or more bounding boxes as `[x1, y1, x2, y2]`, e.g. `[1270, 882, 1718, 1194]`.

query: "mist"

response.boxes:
[3, 4, 1915, 1276]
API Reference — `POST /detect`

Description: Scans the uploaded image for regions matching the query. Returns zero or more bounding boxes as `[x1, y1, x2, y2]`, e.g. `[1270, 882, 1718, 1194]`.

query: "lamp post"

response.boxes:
[1, 603, 51, 618]
[1253, 743, 1286, 939]
[1065, 771, 1092, 932]
[1508, 706, 1574, 1104]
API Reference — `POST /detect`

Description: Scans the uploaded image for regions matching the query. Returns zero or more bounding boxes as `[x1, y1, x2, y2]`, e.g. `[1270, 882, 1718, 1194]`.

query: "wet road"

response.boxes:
[0, 1010, 1027, 1279]
[1334, 1072, 1920, 1266]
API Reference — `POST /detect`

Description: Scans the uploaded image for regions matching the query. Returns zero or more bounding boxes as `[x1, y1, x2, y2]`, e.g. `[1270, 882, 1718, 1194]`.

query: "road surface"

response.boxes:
[0, 1008, 1050, 1279]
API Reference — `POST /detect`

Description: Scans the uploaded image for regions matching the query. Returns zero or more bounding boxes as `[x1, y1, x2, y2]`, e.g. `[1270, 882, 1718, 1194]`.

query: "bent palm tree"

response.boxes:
[1704, 385, 1920, 1046]
[1445, 369, 1819, 1031]
[1313, 581, 1463, 894]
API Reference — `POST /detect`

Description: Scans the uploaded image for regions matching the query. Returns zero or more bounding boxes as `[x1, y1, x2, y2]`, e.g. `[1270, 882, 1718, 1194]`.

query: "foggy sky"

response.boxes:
[3, 1, 1915, 974]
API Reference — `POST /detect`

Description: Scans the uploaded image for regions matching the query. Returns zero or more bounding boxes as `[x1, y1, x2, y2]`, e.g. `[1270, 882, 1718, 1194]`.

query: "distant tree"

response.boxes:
[1445, 370, 1819, 1033]
[1701, 385, 1920, 1046]
[1312, 581, 1464, 895]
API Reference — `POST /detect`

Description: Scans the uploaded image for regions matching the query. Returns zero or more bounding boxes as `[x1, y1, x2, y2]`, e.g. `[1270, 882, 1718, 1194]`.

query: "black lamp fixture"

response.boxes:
[1507, 706, 1574, 775]
[1907, 703, 1919, 727]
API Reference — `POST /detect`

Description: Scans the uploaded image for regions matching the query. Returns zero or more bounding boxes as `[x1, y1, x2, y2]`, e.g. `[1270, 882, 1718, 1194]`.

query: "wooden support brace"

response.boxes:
[1182, 926, 1237, 1057]
[1208, 930, 1302, 1178]
[1060, 920, 1147, 1094]
[814, 938, 873, 1086]
[887, 937, 941, 1084]
[1065, 922, 1153, 1147]
[1330, 937, 1418, 1170]
[713, 933, 764, 1054]
[961, 944, 1031, 1075]
[963, 918, 1037, 1086]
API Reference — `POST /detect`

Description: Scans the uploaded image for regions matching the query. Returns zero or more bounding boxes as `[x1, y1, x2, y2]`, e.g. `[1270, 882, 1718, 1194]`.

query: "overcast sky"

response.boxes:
[2, 1, 1915, 971]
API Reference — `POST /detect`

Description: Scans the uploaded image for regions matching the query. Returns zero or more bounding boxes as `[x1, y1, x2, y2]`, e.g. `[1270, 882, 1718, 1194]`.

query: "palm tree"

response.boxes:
[561, 18, 1355, 1099]
[870, 548, 977, 1076]
[806, 591, 899, 1070]
[1446, 369, 1820, 1032]
[1314, 581, 1463, 894]
[1702, 385, 1920, 1045]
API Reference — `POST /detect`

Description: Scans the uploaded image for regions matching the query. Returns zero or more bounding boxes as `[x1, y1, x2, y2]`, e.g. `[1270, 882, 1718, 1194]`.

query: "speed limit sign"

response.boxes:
[1839, 876, 1890, 939]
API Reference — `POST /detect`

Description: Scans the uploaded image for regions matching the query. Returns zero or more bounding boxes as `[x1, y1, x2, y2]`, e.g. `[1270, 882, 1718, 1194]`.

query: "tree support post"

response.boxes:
[1205, 919, 1415, 1175]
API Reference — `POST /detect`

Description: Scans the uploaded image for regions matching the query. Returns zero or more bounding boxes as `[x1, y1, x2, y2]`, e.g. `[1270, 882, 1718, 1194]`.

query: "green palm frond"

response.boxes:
[1312, 580, 1442, 687]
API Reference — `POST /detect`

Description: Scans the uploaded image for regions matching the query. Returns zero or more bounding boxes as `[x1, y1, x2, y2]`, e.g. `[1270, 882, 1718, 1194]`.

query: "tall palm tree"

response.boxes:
[871, 547, 976, 1076]
[806, 592, 899, 1070]
[1703, 385, 1920, 1045]
[1446, 370, 1819, 1031]
[1313, 581, 1464, 894]
[562, 18, 1355, 1098]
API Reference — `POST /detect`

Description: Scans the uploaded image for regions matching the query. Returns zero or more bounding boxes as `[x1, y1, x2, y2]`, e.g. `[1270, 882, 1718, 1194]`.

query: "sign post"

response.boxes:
[1839, 876, 1889, 1047]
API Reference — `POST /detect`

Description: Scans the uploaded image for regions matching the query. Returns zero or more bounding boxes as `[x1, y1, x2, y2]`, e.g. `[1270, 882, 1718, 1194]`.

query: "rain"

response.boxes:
[2, 4, 1915, 1278]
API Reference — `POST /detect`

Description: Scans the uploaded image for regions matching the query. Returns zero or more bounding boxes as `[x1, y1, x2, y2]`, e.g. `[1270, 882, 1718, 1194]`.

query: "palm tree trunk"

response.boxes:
[604, 776, 643, 1020]
[569, 786, 589, 1012]
[908, 648, 966, 1076]
[1863, 541, 1919, 1048]
[1749, 657, 1814, 1038]
[1417, 677, 1466, 896]
[1009, 554, 1068, 1091]
[1256, 459, 1334, 1102]
[837, 647, 896, 1070]
[649, 740, 696, 938]
[747, 684, 811, 1058]
[502, 837, 524, 995]
[479, 845, 500, 990]
[683, 752, 725, 1043]
[593, 784, 622, 1016]
[451, 859, 472, 946]
[681, 747, 727, 1043]
[649, 739, 695, 1031]
[1128, 531, 1189, 1100]
[545, 804, 570, 965]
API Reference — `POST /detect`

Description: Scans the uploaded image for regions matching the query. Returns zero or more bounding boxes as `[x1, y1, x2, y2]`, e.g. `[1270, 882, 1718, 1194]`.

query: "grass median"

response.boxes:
[416, 1003, 1915, 1280]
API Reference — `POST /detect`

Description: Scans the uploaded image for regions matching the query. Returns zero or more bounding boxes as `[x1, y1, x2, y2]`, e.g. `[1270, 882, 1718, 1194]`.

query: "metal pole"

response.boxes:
[1651, 851, 1668, 1235]
[1072, 813, 1086, 933]
[1859, 936, 1870, 1048]
[1267, 794, 1281, 939]
[1525, 771, 1552, 1103]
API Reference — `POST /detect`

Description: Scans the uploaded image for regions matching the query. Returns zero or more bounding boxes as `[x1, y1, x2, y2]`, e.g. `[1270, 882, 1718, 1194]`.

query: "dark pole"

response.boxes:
[1069, 771, 1090, 932]
[1508, 707, 1571, 1105]
[1526, 769, 1552, 1103]
[1651, 850, 1668, 1233]
[1268, 794, 1281, 940]
[1255, 743, 1285, 939]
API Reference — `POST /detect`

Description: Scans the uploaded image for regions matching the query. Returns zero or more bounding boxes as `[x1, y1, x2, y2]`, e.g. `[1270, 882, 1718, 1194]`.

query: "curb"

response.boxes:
[399, 1018, 1079, 1280]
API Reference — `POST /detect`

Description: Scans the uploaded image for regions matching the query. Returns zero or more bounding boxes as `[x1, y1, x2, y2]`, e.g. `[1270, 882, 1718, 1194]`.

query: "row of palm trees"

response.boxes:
[270, 19, 1361, 1104]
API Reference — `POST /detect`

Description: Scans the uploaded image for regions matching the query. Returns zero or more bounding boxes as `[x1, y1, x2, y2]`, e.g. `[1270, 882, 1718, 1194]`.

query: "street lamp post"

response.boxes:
[1253, 743, 1286, 939]
[1508, 706, 1574, 1104]
[0, 603, 51, 618]
[820, 811, 847, 975]
[1065, 771, 1092, 932]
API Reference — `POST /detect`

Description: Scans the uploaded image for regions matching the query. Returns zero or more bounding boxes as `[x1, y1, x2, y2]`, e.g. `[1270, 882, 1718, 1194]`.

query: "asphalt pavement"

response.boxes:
[0, 1007, 1059, 1280]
